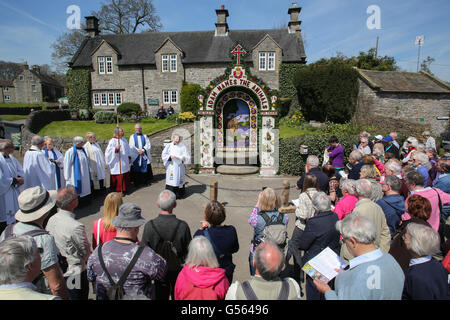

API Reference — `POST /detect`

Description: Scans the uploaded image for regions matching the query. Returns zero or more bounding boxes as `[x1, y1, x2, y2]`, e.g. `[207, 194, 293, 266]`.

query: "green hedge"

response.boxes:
[180, 82, 205, 116]
[67, 68, 91, 110]
[279, 63, 305, 115]
[25, 110, 71, 134]
[293, 64, 359, 123]
[279, 133, 359, 176]
[117, 102, 141, 116]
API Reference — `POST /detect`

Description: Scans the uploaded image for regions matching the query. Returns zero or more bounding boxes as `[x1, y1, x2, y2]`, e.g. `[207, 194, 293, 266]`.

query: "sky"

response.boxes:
[0, 0, 449, 81]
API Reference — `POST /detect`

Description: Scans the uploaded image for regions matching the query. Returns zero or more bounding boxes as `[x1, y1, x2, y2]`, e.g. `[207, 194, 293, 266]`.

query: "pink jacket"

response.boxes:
[174, 265, 229, 300]
[402, 188, 450, 231]
[333, 194, 359, 220]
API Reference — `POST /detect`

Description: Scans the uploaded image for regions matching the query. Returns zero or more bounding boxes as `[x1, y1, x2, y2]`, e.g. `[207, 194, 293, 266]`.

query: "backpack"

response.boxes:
[179, 279, 218, 300]
[151, 220, 182, 272]
[256, 212, 288, 255]
[241, 279, 290, 300]
[98, 243, 145, 300]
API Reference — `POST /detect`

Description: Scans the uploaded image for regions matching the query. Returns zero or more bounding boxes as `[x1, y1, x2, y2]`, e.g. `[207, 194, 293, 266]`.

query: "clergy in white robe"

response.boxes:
[23, 135, 55, 191]
[64, 137, 91, 199]
[129, 124, 153, 186]
[105, 127, 132, 193]
[84, 132, 106, 191]
[0, 140, 24, 227]
[43, 137, 65, 190]
[162, 133, 190, 199]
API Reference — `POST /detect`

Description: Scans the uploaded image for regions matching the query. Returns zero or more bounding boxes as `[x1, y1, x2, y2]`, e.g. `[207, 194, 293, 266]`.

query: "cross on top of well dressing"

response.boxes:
[231, 44, 247, 65]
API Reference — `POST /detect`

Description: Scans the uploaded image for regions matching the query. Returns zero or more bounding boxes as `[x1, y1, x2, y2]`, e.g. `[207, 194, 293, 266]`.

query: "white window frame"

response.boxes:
[108, 93, 115, 105]
[93, 93, 100, 106]
[101, 93, 107, 106]
[259, 52, 266, 71]
[163, 90, 178, 104]
[170, 54, 177, 72]
[163, 90, 170, 104]
[4, 87, 8, 92]
[162, 54, 169, 72]
[98, 57, 105, 74]
[4, 95, 10, 101]
[31, 84, 37, 92]
[115, 93, 122, 106]
[268, 52, 276, 71]
[259, 52, 276, 71]
[106, 57, 113, 74]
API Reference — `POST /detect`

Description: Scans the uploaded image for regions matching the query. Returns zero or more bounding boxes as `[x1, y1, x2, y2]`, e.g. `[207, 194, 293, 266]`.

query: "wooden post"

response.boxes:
[282, 180, 290, 207]
[210, 179, 218, 201]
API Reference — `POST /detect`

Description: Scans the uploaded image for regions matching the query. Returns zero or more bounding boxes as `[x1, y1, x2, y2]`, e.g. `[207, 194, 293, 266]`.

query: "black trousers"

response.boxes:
[154, 271, 179, 300]
[65, 270, 89, 300]
[132, 164, 154, 186]
[0, 222, 7, 236]
[165, 184, 185, 199]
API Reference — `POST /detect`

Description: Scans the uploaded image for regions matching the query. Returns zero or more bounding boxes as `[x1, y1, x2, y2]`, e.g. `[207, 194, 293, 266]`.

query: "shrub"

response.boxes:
[178, 112, 196, 123]
[66, 69, 91, 110]
[25, 110, 71, 134]
[117, 103, 141, 116]
[180, 82, 205, 115]
[293, 64, 359, 123]
[165, 114, 179, 123]
[95, 111, 116, 124]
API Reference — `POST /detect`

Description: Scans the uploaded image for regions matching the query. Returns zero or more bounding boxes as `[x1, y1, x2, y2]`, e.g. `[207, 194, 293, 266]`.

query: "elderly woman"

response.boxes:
[298, 192, 340, 300]
[389, 194, 433, 272]
[402, 223, 450, 300]
[248, 187, 288, 276]
[402, 137, 419, 164]
[411, 152, 430, 186]
[84, 132, 106, 193]
[359, 164, 383, 202]
[422, 131, 437, 152]
[174, 236, 229, 300]
[358, 137, 371, 155]
[194, 201, 239, 284]
[333, 179, 358, 220]
[43, 137, 65, 190]
[162, 133, 191, 199]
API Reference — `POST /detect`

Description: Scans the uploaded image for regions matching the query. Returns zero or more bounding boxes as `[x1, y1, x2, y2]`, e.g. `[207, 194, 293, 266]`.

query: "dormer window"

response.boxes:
[98, 56, 113, 74]
[259, 52, 276, 71]
[162, 54, 177, 72]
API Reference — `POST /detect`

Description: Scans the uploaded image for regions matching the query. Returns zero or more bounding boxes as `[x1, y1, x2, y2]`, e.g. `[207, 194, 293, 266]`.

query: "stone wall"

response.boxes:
[14, 69, 43, 104]
[355, 79, 450, 136]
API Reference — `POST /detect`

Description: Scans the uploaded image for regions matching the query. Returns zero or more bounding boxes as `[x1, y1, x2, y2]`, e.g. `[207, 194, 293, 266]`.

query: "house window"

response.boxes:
[163, 90, 178, 104]
[93, 93, 100, 106]
[101, 93, 107, 105]
[4, 87, 8, 92]
[170, 54, 177, 72]
[4, 95, 10, 101]
[259, 52, 276, 71]
[115, 93, 122, 105]
[98, 57, 105, 74]
[106, 57, 113, 74]
[108, 93, 115, 105]
[31, 85, 37, 92]
[162, 55, 169, 72]
[19, 75, 24, 81]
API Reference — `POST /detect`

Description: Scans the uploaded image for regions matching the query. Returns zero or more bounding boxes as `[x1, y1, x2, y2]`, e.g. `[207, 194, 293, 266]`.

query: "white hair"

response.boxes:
[0, 236, 37, 285]
[73, 136, 84, 145]
[414, 152, 429, 166]
[184, 236, 219, 268]
[312, 191, 331, 212]
[355, 179, 372, 199]
[157, 190, 176, 211]
[406, 137, 419, 149]
[31, 135, 44, 146]
[306, 155, 319, 167]
[171, 133, 183, 142]
[385, 160, 402, 175]
[337, 214, 377, 244]
[340, 179, 356, 195]
[406, 223, 440, 257]
[350, 150, 362, 162]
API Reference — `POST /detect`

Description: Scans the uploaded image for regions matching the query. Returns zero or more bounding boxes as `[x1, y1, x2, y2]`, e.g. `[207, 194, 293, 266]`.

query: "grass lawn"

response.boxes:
[0, 102, 58, 108]
[0, 115, 29, 121]
[38, 120, 177, 141]
[279, 125, 313, 139]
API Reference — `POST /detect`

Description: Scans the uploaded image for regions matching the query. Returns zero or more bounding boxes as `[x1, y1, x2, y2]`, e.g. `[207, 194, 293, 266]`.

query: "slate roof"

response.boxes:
[70, 29, 306, 67]
[0, 80, 14, 87]
[358, 69, 450, 94]
[29, 71, 63, 88]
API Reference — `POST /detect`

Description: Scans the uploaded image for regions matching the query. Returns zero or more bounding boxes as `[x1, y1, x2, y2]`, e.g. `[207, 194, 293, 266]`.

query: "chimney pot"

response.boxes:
[215, 6, 229, 37]
[84, 16, 100, 38]
[221, 5, 225, 10]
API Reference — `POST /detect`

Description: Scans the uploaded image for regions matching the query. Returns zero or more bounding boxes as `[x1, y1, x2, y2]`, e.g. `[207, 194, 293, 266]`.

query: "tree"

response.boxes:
[0, 61, 23, 81]
[51, 29, 87, 73]
[92, 0, 162, 34]
[421, 56, 435, 74]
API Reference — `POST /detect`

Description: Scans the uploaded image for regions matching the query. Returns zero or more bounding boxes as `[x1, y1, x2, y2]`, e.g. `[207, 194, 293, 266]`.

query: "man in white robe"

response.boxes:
[84, 132, 106, 194]
[129, 124, 153, 187]
[43, 137, 65, 190]
[23, 135, 55, 191]
[0, 140, 24, 230]
[105, 127, 132, 194]
[162, 133, 190, 199]
[64, 136, 91, 206]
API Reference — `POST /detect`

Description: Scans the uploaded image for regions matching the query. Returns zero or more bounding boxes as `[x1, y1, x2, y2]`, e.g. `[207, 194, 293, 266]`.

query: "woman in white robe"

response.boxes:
[105, 127, 132, 194]
[84, 132, 106, 192]
[64, 137, 91, 199]
[43, 137, 65, 190]
[162, 133, 190, 199]
[23, 135, 55, 191]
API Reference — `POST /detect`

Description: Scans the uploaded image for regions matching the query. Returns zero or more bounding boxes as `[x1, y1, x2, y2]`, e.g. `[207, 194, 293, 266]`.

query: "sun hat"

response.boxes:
[112, 202, 146, 228]
[374, 135, 383, 141]
[15, 187, 57, 223]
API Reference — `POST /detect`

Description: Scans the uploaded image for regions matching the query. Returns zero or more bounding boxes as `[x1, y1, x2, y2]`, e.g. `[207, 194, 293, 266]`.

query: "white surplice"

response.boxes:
[23, 146, 55, 191]
[45, 148, 65, 190]
[105, 137, 132, 175]
[129, 134, 152, 167]
[64, 147, 92, 198]
[83, 142, 106, 189]
[162, 142, 191, 187]
[0, 153, 24, 225]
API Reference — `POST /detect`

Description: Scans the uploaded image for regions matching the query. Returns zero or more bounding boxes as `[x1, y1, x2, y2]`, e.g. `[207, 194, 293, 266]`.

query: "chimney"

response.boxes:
[32, 65, 41, 74]
[288, 2, 302, 34]
[22, 61, 29, 71]
[84, 16, 100, 38]
[215, 5, 229, 37]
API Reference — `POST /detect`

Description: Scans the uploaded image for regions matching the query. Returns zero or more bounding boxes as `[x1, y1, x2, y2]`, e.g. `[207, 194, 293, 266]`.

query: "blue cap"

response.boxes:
[382, 136, 393, 142]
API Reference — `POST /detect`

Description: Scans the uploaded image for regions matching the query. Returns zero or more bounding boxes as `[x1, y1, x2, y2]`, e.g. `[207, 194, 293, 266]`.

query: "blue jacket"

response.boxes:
[376, 194, 406, 237]
[298, 210, 340, 265]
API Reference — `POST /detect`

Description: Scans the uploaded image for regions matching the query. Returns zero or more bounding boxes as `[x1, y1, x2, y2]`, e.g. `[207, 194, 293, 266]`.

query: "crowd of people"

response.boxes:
[0, 128, 449, 301]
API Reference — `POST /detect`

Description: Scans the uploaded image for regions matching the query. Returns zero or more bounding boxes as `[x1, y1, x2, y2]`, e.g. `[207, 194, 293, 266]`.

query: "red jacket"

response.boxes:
[174, 265, 229, 300]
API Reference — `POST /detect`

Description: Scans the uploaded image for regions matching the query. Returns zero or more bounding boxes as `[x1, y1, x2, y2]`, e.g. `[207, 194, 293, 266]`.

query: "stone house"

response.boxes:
[0, 80, 15, 103]
[69, 3, 306, 115]
[355, 69, 450, 136]
[3, 63, 65, 104]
